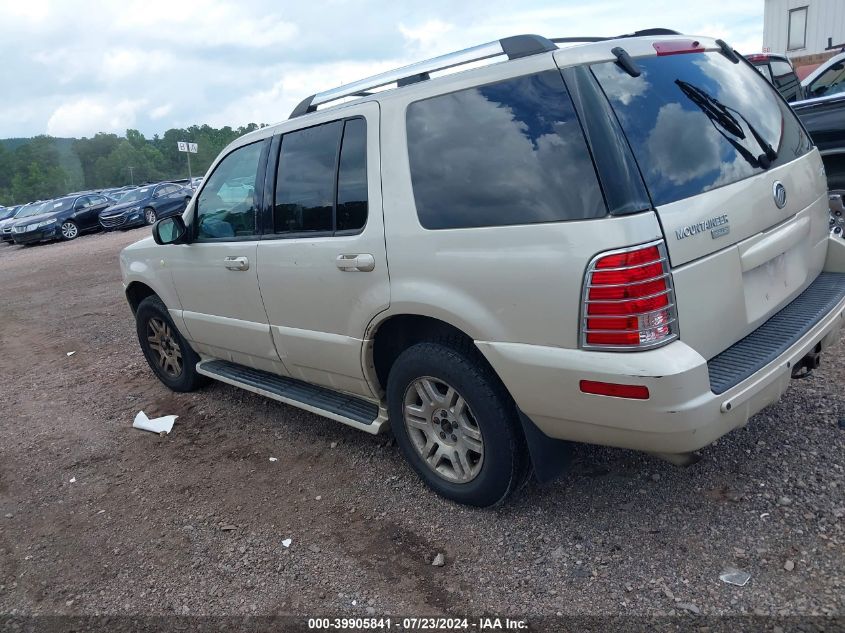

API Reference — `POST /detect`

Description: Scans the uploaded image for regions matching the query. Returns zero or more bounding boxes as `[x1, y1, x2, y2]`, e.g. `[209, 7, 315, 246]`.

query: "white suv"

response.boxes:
[121, 30, 845, 506]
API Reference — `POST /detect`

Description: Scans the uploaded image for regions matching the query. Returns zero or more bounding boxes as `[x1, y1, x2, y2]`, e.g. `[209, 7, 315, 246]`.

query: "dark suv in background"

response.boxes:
[746, 53, 805, 102]
[11, 194, 114, 244]
[99, 182, 191, 230]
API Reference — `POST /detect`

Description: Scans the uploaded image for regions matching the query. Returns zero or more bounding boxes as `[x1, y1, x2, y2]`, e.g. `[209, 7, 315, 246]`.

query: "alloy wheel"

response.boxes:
[145, 208, 157, 225]
[402, 377, 484, 483]
[146, 317, 183, 377]
[61, 222, 78, 239]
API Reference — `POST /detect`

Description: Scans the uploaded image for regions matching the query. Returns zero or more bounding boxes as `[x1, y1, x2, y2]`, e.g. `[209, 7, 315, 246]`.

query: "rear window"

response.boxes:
[406, 70, 606, 230]
[592, 52, 812, 207]
[770, 59, 794, 79]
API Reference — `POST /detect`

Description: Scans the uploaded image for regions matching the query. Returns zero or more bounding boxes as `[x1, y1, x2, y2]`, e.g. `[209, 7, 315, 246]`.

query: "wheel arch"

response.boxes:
[365, 312, 574, 484]
[366, 313, 494, 397]
[125, 281, 158, 315]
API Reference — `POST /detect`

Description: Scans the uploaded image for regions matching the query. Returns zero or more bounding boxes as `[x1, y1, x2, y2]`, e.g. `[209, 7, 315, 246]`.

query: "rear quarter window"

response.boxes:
[592, 52, 812, 206]
[406, 70, 606, 230]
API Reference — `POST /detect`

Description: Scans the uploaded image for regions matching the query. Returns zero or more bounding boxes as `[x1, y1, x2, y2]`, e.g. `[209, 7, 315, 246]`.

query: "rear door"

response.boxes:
[71, 196, 98, 229]
[153, 184, 182, 217]
[256, 103, 389, 398]
[87, 195, 112, 226]
[591, 47, 829, 358]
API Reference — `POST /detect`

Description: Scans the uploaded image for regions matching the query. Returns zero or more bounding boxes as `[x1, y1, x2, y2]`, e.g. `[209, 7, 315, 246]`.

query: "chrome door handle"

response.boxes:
[336, 253, 375, 272]
[224, 256, 250, 271]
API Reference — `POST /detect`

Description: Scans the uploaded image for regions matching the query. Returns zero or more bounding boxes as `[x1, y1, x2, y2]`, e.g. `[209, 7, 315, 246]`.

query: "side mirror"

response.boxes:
[152, 215, 188, 245]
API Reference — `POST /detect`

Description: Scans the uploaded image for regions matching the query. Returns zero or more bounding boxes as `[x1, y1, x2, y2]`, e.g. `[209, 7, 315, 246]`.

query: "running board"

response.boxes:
[196, 359, 387, 434]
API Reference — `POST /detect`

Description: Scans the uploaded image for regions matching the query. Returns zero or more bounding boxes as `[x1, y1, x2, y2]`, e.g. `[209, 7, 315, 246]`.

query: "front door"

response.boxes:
[257, 104, 389, 397]
[167, 138, 284, 374]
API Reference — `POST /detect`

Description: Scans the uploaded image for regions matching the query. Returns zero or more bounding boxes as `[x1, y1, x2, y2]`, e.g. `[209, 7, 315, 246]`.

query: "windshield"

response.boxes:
[16, 201, 54, 218]
[592, 51, 812, 206]
[0, 207, 14, 221]
[120, 187, 151, 204]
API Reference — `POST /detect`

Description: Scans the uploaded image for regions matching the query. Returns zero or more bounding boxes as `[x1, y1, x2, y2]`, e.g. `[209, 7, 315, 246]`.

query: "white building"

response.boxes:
[763, 0, 845, 66]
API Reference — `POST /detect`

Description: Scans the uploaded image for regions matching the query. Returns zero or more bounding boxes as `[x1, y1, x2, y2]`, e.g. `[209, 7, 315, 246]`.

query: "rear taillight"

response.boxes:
[581, 241, 678, 350]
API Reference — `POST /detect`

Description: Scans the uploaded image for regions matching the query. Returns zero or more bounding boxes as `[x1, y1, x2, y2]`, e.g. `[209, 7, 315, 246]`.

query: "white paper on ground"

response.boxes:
[133, 411, 178, 434]
[282, 538, 292, 548]
[66, 351, 76, 357]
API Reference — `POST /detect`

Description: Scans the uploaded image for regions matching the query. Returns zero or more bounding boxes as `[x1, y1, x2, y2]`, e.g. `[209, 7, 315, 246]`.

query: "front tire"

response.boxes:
[387, 342, 528, 507]
[136, 295, 206, 392]
[144, 208, 157, 225]
[60, 221, 79, 240]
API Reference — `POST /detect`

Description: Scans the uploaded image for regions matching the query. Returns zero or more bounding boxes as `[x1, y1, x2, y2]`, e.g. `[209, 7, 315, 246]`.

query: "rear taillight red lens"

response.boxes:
[581, 241, 678, 349]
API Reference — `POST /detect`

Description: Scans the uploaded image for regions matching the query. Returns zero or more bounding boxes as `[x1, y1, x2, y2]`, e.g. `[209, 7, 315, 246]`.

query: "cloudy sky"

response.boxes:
[0, 0, 763, 139]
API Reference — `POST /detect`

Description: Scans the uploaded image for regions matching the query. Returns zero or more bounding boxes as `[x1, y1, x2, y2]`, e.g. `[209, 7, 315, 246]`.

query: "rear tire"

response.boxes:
[136, 295, 206, 392]
[386, 342, 528, 507]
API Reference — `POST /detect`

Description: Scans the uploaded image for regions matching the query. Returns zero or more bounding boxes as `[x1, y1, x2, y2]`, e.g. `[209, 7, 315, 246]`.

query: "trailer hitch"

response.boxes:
[791, 349, 822, 379]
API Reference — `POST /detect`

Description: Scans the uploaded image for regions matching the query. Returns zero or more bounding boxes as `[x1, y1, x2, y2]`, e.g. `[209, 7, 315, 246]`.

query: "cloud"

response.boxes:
[47, 98, 146, 137]
[399, 19, 455, 54]
[150, 103, 173, 120]
[0, 0, 764, 138]
[645, 102, 721, 186]
[101, 49, 175, 81]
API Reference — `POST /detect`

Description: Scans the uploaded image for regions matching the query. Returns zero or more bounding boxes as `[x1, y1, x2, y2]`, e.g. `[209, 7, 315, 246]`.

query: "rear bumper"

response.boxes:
[477, 272, 845, 455]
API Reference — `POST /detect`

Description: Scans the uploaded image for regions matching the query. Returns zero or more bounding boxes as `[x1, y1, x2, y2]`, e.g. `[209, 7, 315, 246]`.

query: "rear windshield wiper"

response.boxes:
[675, 79, 779, 168]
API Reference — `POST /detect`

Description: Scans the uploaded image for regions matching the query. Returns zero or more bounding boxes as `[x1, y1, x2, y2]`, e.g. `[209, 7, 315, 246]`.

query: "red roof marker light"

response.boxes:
[653, 40, 705, 56]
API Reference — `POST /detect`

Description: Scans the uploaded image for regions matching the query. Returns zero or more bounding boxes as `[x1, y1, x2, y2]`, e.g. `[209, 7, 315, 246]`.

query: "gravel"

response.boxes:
[0, 228, 843, 617]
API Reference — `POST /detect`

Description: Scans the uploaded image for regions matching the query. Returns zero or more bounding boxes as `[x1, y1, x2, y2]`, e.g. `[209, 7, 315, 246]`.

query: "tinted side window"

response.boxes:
[406, 71, 606, 230]
[274, 121, 342, 233]
[770, 60, 794, 79]
[196, 140, 265, 240]
[336, 118, 368, 232]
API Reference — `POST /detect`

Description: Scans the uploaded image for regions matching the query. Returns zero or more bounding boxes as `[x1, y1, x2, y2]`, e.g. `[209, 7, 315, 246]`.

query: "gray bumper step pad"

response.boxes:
[708, 272, 845, 395]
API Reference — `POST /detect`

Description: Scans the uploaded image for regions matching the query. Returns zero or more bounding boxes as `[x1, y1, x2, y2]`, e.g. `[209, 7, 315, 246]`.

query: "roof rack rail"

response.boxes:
[551, 28, 682, 45]
[289, 34, 557, 118]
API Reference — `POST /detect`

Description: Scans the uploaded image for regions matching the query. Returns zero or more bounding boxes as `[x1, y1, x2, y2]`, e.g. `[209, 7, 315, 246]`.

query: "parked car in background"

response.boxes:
[99, 182, 191, 230]
[0, 205, 20, 221]
[11, 193, 114, 244]
[0, 204, 27, 243]
[793, 94, 845, 190]
[746, 53, 805, 102]
[792, 52, 845, 235]
[802, 51, 845, 99]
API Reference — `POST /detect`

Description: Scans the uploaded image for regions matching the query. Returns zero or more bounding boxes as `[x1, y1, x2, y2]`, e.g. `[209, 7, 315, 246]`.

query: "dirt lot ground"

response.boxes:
[0, 228, 843, 624]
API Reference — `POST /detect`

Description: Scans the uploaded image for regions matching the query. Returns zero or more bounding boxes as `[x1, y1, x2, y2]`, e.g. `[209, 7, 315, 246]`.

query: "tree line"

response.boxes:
[0, 123, 263, 206]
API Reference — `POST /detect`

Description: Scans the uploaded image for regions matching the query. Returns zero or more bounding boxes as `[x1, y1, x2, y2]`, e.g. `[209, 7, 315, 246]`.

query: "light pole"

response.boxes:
[128, 166, 135, 186]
